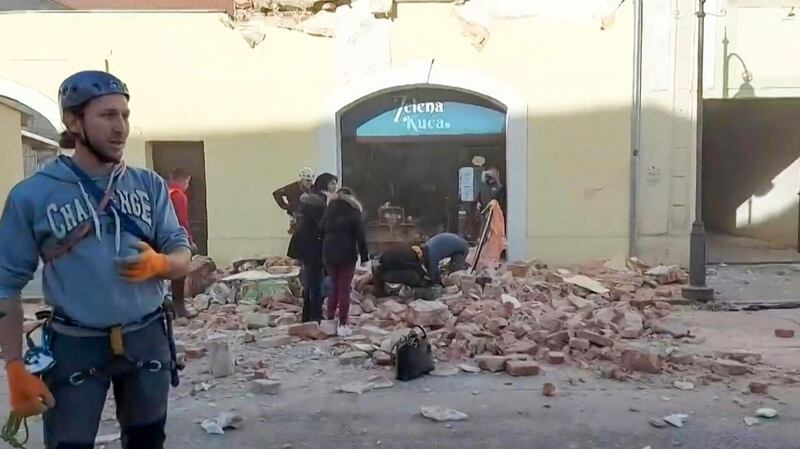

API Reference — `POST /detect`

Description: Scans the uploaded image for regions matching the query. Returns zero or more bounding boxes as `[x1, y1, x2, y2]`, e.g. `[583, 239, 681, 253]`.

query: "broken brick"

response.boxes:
[774, 329, 795, 339]
[288, 322, 327, 340]
[710, 359, 750, 376]
[569, 338, 591, 351]
[506, 360, 540, 377]
[748, 382, 768, 395]
[620, 348, 661, 374]
[249, 379, 281, 395]
[474, 354, 508, 372]
[547, 351, 565, 365]
[258, 335, 293, 349]
[575, 330, 614, 348]
[542, 383, 557, 397]
[504, 340, 538, 356]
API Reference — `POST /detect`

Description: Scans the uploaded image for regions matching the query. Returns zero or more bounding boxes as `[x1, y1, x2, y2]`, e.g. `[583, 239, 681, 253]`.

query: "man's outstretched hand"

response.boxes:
[117, 242, 169, 282]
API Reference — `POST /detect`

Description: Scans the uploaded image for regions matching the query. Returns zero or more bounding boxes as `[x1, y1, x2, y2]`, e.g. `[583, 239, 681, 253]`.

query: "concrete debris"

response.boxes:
[244, 312, 273, 330]
[459, 364, 481, 373]
[430, 367, 460, 377]
[289, 322, 328, 340]
[755, 408, 778, 419]
[714, 350, 762, 364]
[663, 413, 689, 428]
[774, 329, 795, 339]
[209, 340, 235, 378]
[652, 319, 690, 338]
[249, 379, 282, 395]
[564, 275, 610, 294]
[710, 359, 750, 376]
[201, 412, 243, 435]
[743, 416, 760, 426]
[337, 377, 394, 394]
[94, 434, 121, 445]
[340, 351, 370, 365]
[649, 417, 668, 428]
[420, 406, 469, 422]
[672, 381, 695, 391]
[258, 335, 293, 349]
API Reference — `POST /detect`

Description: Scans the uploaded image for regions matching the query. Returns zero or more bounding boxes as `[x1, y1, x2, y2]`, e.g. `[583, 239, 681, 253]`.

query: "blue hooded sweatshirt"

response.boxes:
[0, 156, 189, 328]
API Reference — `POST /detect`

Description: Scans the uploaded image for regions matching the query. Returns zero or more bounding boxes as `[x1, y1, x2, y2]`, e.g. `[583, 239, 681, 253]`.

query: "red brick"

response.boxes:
[775, 329, 795, 338]
[474, 355, 508, 372]
[504, 340, 538, 356]
[748, 382, 768, 395]
[547, 351, 565, 365]
[569, 338, 591, 351]
[620, 348, 661, 374]
[576, 330, 614, 348]
[288, 322, 327, 340]
[506, 360, 541, 377]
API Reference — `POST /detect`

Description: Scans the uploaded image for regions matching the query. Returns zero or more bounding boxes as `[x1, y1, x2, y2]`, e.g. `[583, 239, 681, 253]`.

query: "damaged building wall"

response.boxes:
[0, 2, 698, 267]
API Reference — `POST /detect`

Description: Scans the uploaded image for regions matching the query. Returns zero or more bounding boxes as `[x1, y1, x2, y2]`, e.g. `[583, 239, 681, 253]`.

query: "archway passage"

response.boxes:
[339, 87, 507, 253]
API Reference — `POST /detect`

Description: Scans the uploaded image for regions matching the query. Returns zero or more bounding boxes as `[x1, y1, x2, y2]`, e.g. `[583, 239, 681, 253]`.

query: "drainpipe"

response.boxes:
[629, 0, 643, 258]
[682, 0, 714, 302]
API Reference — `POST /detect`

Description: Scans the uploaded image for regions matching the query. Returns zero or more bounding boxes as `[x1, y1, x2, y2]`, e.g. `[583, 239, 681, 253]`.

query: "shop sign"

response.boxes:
[356, 96, 505, 137]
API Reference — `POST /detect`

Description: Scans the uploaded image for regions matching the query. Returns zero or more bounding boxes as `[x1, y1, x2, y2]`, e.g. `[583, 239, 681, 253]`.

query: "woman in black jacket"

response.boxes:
[288, 173, 338, 322]
[321, 187, 369, 337]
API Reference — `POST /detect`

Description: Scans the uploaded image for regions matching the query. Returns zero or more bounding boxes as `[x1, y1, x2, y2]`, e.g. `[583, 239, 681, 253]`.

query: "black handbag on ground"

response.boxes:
[395, 325, 435, 382]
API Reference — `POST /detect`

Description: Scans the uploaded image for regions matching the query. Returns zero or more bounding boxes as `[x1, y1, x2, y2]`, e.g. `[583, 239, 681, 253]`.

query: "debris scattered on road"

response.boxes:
[337, 377, 394, 394]
[663, 413, 689, 428]
[743, 417, 760, 426]
[420, 406, 470, 422]
[774, 329, 795, 339]
[748, 382, 768, 395]
[672, 381, 695, 391]
[201, 412, 243, 435]
[459, 364, 480, 373]
[542, 383, 557, 397]
[649, 417, 668, 428]
[755, 408, 778, 419]
[95, 434, 121, 445]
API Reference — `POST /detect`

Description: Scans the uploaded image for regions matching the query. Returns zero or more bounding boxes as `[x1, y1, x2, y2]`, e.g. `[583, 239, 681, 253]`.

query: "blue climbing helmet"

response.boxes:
[58, 70, 129, 113]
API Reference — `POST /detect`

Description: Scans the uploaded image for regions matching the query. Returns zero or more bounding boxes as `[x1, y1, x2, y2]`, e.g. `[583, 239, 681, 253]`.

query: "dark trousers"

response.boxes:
[170, 277, 187, 317]
[43, 319, 170, 449]
[326, 263, 356, 325]
[301, 262, 324, 323]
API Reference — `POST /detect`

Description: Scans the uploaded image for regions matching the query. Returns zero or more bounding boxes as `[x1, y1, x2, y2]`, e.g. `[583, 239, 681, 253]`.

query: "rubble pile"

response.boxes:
[176, 255, 797, 386]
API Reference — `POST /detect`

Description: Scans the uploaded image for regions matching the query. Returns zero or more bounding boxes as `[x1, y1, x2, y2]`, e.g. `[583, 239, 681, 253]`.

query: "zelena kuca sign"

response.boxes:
[356, 96, 506, 137]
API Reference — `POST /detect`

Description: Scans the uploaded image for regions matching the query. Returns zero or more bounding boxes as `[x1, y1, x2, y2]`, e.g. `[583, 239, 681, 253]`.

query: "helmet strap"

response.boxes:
[75, 123, 117, 165]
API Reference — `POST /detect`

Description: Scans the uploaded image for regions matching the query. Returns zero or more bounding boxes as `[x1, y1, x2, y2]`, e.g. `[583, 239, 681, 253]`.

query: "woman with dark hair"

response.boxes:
[288, 173, 339, 322]
[321, 187, 369, 337]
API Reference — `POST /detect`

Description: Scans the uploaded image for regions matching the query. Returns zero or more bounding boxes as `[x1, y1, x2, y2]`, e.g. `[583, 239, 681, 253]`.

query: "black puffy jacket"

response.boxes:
[321, 193, 369, 267]
[287, 192, 327, 265]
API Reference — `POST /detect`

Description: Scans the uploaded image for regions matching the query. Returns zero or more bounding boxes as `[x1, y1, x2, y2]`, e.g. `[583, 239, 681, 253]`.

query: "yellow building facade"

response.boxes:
[0, 0, 798, 267]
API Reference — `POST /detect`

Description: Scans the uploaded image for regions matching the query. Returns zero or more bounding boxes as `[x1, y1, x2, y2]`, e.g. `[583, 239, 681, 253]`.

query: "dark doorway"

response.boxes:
[149, 141, 209, 255]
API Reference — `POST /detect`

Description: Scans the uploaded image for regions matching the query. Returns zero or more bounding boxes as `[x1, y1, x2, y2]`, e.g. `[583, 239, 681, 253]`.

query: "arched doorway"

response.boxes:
[339, 86, 507, 253]
[320, 62, 528, 261]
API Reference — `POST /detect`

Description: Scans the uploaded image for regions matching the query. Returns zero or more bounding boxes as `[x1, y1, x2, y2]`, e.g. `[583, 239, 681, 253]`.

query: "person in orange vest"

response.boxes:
[168, 168, 197, 318]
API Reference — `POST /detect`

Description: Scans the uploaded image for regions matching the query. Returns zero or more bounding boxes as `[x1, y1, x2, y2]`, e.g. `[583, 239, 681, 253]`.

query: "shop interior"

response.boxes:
[339, 87, 507, 254]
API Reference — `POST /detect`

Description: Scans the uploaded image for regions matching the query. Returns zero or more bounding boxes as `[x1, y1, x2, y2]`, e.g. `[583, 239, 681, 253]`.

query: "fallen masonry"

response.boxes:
[168, 254, 790, 391]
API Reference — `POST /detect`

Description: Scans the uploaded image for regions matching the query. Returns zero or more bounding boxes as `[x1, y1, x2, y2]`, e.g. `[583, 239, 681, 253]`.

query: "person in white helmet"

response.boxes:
[272, 167, 315, 234]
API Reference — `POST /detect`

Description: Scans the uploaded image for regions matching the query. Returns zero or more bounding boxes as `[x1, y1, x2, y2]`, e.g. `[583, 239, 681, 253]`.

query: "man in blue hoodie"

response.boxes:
[0, 71, 191, 448]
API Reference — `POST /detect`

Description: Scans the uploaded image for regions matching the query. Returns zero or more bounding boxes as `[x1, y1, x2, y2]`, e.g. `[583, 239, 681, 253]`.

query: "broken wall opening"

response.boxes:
[339, 86, 507, 254]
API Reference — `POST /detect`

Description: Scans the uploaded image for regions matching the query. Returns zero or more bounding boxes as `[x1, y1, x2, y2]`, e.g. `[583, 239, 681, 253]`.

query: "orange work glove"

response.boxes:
[118, 242, 169, 282]
[6, 360, 55, 417]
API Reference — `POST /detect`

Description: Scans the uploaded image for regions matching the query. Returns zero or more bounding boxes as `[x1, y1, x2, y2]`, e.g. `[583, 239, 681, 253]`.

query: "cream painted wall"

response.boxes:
[0, 103, 24, 211]
[392, 3, 635, 265]
[0, 6, 638, 267]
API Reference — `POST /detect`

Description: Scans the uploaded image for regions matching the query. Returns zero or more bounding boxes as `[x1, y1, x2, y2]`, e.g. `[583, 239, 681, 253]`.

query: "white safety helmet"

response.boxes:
[299, 167, 315, 181]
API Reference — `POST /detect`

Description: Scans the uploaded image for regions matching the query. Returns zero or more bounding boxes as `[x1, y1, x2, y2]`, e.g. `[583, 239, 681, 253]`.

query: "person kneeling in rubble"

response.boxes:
[418, 232, 469, 286]
[0, 71, 191, 449]
[372, 232, 469, 297]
